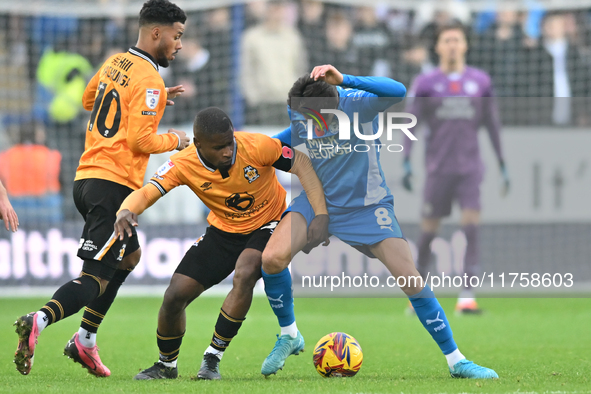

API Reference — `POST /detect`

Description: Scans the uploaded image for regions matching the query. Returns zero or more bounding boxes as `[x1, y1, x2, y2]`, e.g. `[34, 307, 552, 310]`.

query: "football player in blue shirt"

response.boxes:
[260, 64, 498, 379]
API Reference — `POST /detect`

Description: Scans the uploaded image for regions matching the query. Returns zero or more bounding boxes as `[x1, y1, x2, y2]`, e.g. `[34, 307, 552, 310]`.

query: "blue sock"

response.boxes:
[409, 285, 457, 355]
[261, 268, 295, 327]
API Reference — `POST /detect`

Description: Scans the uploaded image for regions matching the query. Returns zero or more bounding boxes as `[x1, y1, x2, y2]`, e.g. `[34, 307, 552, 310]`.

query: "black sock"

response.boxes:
[209, 309, 245, 352]
[81, 269, 132, 333]
[157, 330, 185, 363]
[41, 273, 101, 325]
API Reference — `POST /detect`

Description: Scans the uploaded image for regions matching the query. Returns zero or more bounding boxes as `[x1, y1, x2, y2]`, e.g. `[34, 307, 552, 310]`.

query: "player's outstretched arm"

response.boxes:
[311, 64, 406, 98]
[482, 81, 509, 196]
[0, 181, 18, 232]
[114, 183, 163, 240]
[290, 150, 330, 252]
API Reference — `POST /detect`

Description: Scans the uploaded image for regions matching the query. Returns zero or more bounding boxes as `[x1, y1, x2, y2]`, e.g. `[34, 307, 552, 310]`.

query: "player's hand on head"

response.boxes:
[165, 85, 185, 106]
[310, 65, 343, 86]
[114, 209, 138, 241]
[169, 128, 191, 150]
[402, 158, 413, 192]
[302, 214, 330, 254]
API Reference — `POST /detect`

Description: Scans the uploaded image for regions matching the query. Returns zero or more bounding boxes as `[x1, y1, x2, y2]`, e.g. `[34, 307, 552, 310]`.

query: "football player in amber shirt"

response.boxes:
[114, 107, 328, 380]
[14, 0, 189, 378]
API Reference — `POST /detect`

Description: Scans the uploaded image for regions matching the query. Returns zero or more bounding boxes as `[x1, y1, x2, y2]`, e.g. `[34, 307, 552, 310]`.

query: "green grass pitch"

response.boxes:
[1, 296, 590, 393]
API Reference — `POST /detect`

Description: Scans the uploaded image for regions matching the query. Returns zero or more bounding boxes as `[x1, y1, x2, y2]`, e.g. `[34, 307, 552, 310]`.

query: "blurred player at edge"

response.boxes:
[260, 64, 498, 379]
[403, 22, 509, 314]
[0, 180, 19, 232]
[112, 107, 327, 380]
[13, 0, 190, 377]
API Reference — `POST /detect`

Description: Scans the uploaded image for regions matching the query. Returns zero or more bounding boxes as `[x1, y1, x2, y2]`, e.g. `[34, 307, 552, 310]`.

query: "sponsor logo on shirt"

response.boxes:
[145, 89, 160, 109]
[155, 160, 174, 177]
[142, 111, 157, 116]
[225, 192, 255, 211]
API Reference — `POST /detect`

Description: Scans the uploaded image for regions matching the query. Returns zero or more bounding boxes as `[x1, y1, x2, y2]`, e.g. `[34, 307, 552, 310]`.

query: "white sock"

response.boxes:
[77, 327, 97, 348]
[160, 359, 177, 368]
[445, 348, 466, 368]
[280, 322, 298, 338]
[36, 311, 49, 333]
[204, 345, 224, 361]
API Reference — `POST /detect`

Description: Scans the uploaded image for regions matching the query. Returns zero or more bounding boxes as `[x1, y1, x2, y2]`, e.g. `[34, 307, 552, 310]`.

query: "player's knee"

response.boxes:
[233, 264, 262, 292]
[262, 248, 289, 275]
[162, 279, 203, 313]
[162, 287, 189, 314]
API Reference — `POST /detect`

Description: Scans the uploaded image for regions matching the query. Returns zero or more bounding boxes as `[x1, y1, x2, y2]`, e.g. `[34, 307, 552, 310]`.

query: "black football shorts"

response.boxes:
[73, 178, 140, 280]
[175, 221, 278, 289]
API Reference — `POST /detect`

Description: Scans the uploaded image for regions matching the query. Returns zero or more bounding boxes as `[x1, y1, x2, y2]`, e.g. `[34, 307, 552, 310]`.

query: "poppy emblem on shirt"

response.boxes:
[281, 146, 294, 159]
[243, 165, 260, 183]
[449, 81, 461, 93]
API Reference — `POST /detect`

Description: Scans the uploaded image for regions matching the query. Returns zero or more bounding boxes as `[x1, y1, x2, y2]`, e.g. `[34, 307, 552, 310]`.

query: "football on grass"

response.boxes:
[313, 332, 363, 377]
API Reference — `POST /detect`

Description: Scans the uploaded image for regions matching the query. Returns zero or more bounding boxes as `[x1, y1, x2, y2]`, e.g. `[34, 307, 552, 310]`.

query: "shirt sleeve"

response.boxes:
[402, 76, 426, 160]
[118, 182, 163, 216]
[273, 106, 307, 147]
[127, 76, 178, 154]
[82, 69, 101, 111]
[481, 78, 504, 164]
[340, 74, 407, 117]
[273, 125, 306, 147]
[251, 135, 285, 168]
[147, 158, 184, 197]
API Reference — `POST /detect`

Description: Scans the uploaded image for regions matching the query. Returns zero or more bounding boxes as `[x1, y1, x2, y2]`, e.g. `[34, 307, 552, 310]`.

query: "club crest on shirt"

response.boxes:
[243, 165, 260, 183]
[464, 80, 479, 95]
[146, 89, 160, 109]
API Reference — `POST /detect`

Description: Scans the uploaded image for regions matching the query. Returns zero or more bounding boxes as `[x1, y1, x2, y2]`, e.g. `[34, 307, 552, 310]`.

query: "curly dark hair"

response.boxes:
[193, 107, 234, 136]
[287, 74, 339, 113]
[139, 0, 187, 27]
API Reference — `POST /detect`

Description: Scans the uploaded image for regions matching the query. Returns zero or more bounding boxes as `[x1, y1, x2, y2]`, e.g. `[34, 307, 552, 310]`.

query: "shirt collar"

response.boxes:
[128, 46, 159, 71]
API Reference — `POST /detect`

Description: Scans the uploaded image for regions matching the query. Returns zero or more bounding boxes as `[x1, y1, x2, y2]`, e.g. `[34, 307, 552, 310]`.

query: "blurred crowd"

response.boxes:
[1, 0, 591, 223]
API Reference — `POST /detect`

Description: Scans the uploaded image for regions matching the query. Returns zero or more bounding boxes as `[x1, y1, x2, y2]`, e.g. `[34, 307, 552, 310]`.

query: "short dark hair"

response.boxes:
[193, 107, 234, 137]
[434, 20, 467, 46]
[139, 0, 186, 27]
[287, 74, 339, 113]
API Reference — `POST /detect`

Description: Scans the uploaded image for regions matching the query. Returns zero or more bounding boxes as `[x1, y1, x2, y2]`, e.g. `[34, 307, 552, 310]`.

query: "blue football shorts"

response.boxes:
[284, 191, 404, 258]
